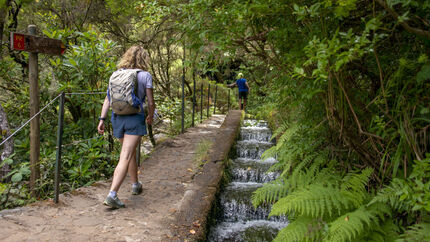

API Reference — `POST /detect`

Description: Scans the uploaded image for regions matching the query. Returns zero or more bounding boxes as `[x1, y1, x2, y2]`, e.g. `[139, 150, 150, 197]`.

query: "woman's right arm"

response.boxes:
[145, 88, 155, 125]
[97, 96, 110, 134]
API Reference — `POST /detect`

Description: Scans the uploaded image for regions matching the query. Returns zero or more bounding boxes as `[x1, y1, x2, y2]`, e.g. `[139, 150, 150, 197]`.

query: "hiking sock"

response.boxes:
[108, 190, 117, 198]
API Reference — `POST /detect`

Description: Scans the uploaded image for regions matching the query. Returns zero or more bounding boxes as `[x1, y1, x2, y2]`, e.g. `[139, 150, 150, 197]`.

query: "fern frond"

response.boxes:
[359, 219, 399, 242]
[325, 202, 391, 242]
[253, 161, 334, 209]
[251, 178, 289, 207]
[271, 121, 289, 139]
[270, 183, 351, 219]
[341, 168, 373, 205]
[268, 160, 291, 173]
[369, 178, 407, 211]
[273, 216, 322, 242]
[261, 145, 278, 161]
[275, 123, 300, 150]
[398, 223, 430, 241]
[326, 207, 374, 242]
[292, 153, 318, 175]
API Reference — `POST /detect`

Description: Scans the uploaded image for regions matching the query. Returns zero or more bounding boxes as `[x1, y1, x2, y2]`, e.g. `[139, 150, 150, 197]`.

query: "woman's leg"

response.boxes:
[110, 134, 141, 192]
[127, 147, 138, 184]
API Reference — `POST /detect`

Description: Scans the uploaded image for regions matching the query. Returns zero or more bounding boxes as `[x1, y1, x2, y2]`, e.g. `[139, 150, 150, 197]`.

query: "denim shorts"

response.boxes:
[111, 112, 147, 138]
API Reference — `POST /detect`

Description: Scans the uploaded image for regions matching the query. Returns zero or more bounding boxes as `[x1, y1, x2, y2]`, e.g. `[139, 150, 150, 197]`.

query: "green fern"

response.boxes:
[341, 168, 373, 206]
[271, 121, 290, 140]
[291, 153, 318, 176]
[273, 216, 323, 242]
[252, 161, 334, 208]
[359, 219, 399, 242]
[397, 223, 430, 241]
[325, 203, 390, 242]
[369, 178, 406, 211]
[251, 178, 289, 207]
[269, 183, 352, 219]
[261, 145, 278, 162]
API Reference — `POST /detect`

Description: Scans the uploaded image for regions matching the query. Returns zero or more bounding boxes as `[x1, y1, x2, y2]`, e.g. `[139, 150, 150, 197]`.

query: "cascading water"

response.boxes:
[208, 120, 288, 241]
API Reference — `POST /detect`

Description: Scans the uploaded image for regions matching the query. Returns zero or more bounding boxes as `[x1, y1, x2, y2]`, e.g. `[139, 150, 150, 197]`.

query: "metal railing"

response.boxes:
[180, 81, 233, 133]
[0, 91, 107, 204]
[0, 83, 235, 205]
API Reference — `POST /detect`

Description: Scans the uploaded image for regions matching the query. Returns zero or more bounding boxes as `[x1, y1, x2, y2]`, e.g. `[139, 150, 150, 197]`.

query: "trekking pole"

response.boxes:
[136, 139, 141, 167]
[54, 92, 65, 204]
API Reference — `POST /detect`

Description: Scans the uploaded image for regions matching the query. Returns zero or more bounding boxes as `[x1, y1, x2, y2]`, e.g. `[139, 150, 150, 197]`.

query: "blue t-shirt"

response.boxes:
[236, 78, 248, 92]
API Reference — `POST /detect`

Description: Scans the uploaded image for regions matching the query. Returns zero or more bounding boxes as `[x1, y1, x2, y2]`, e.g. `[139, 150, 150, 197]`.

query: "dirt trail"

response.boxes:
[0, 111, 242, 242]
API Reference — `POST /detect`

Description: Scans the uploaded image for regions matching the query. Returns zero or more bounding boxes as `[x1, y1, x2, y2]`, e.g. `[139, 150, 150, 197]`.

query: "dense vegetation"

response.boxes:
[0, 0, 429, 241]
[0, 0, 231, 209]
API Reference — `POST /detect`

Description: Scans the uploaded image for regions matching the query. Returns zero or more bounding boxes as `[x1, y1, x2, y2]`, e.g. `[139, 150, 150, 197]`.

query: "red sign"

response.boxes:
[10, 32, 66, 55]
[12, 33, 26, 50]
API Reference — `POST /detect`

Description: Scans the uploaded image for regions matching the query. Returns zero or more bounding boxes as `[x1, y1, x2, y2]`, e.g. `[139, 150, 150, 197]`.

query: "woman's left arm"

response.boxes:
[97, 96, 110, 134]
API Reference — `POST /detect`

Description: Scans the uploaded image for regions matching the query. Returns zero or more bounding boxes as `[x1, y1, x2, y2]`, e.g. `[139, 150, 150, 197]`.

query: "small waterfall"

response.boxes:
[208, 120, 288, 241]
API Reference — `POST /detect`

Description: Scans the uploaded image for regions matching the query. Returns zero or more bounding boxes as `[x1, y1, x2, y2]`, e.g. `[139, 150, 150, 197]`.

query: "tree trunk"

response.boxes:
[0, 0, 11, 58]
[0, 103, 13, 179]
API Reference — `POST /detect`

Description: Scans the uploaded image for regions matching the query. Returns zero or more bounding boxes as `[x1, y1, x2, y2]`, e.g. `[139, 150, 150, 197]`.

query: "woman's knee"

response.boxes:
[120, 135, 140, 161]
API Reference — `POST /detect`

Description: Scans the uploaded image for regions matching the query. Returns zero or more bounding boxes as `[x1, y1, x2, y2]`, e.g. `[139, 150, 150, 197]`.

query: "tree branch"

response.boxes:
[375, 0, 430, 39]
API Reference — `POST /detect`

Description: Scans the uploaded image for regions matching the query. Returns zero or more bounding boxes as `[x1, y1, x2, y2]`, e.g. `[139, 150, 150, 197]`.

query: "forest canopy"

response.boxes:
[0, 0, 429, 241]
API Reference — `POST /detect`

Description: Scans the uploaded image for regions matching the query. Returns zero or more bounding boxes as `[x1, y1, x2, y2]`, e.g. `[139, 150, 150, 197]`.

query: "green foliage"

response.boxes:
[398, 223, 430, 241]
[0, 2, 428, 241]
[50, 30, 118, 93]
[0, 154, 32, 208]
[372, 154, 430, 213]
[274, 216, 323, 242]
[177, 0, 429, 240]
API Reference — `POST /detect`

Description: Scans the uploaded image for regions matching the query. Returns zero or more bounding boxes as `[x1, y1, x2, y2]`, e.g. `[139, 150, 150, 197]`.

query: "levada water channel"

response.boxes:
[208, 120, 288, 241]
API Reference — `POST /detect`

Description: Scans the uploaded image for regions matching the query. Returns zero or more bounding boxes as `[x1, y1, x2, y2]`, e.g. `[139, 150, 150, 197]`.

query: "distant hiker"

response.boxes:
[228, 73, 250, 110]
[97, 46, 155, 209]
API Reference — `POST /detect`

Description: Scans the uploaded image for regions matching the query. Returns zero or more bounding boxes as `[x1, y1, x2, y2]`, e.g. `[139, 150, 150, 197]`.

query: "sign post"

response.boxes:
[10, 25, 66, 197]
[28, 25, 40, 196]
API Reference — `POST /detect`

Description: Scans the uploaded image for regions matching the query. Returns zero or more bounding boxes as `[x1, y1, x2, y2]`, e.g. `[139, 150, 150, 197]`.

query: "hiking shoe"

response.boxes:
[132, 182, 142, 195]
[103, 195, 125, 209]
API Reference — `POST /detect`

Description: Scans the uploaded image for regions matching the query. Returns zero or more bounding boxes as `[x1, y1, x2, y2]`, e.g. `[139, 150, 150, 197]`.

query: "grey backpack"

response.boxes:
[108, 69, 142, 115]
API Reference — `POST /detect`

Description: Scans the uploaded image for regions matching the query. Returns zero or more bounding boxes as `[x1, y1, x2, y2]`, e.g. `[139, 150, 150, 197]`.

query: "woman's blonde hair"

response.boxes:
[117, 46, 149, 70]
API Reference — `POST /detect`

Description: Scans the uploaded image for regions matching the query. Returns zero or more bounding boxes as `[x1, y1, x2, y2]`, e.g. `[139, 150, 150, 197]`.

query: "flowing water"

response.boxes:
[208, 120, 288, 241]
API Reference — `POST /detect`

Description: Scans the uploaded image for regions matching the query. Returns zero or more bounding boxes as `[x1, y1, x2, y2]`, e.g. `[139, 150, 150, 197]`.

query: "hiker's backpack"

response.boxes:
[108, 69, 142, 115]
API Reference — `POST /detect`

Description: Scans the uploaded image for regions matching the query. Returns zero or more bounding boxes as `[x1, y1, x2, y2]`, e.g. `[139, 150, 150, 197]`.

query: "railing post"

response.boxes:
[181, 75, 185, 133]
[214, 85, 217, 114]
[192, 71, 196, 127]
[207, 84, 210, 118]
[228, 89, 230, 111]
[181, 41, 186, 133]
[54, 92, 65, 204]
[200, 83, 203, 123]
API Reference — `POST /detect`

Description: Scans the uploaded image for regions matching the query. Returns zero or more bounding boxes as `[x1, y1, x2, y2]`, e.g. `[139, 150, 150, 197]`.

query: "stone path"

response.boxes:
[0, 111, 242, 242]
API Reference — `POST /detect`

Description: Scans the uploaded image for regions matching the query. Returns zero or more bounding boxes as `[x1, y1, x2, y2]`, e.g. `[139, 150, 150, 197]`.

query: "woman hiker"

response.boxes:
[228, 73, 250, 110]
[97, 46, 155, 209]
